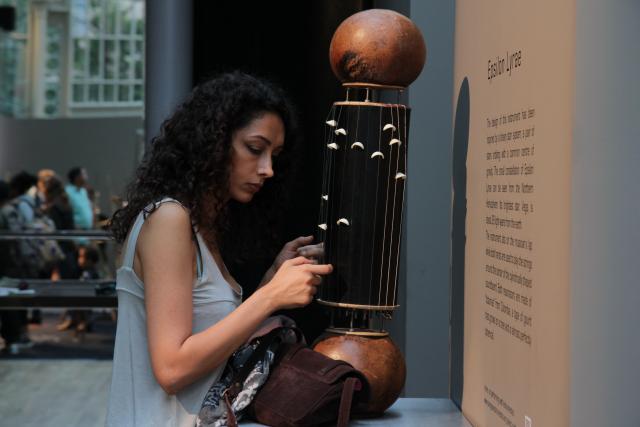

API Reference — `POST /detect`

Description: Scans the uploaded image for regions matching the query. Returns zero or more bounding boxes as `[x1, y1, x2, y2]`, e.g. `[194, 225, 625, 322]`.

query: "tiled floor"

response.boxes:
[0, 359, 112, 426]
[0, 310, 115, 426]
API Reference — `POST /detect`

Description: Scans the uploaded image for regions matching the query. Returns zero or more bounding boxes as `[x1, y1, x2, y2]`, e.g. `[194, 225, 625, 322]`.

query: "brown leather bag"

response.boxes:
[247, 342, 368, 427]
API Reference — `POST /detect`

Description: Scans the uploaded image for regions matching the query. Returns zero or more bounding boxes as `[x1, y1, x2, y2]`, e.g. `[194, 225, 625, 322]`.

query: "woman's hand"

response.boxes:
[260, 235, 324, 286]
[296, 241, 324, 261]
[274, 236, 314, 268]
[262, 256, 332, 310]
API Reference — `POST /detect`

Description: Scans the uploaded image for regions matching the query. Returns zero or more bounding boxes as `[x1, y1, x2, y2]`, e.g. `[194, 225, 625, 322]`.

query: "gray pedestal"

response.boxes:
[241, 398, 471, 427]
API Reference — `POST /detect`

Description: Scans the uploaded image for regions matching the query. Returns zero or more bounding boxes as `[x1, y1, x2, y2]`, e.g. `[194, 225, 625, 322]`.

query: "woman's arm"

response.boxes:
[136, 203, 331, 395]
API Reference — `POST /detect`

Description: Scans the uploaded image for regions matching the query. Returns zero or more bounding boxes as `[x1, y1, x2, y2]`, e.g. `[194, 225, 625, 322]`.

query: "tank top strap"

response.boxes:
[121, 197, 203, 279]
[122, 212, 145, 269]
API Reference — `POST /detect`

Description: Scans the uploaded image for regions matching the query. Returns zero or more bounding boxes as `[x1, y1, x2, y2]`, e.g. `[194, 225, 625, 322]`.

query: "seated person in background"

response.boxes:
[78, 246, 100, 280]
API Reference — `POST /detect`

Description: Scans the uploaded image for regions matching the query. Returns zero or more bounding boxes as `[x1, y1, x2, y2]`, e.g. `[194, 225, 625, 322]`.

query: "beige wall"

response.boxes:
[455, 1, 574, 425]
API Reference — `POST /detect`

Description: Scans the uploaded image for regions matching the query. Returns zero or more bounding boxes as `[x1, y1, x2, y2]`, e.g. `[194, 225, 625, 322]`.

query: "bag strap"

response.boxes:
[337, 377, 360, 427]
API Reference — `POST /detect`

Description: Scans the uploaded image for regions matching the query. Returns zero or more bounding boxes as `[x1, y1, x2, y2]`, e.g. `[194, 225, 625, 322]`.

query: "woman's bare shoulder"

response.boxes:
[138, 202, 193, 248]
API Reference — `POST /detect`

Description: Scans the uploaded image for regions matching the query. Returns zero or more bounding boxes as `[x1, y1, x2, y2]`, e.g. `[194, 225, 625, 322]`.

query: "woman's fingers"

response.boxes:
[296, 242, 324, 258]
[305, 263, 333, 276]
[285, 256, 315, 266]
[285, 235, 314, 251]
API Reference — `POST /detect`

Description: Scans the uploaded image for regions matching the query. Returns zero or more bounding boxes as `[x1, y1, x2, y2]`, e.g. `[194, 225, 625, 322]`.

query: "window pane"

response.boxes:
[119, 40, 130, 79]
[73, 84, 85, 102]
[135, 17, 144, 36]
[105, 1, 117, 34]
[44, 104, 57, 115]
[104, 84, 115, 101]
[46, 32, 60, 55]
[45, 87, 57, 102]
[120, 4, 132, 35]
[89, 39, 100, 77]
[134, 60, 143, 80]
[46, 56, 60, 72]
[89, 5, 101, 37]
[133, 1, 144, 35]
[104, 40, 116, 79]
[73, 39, 87, 79]
[118, 85, 130, 102]
[15, 0, 28, 33]
[89, 84, 100, 102]
[133, 40, 143, 79]
[133, 84, 143, 102]
[44, 84, 59, 115]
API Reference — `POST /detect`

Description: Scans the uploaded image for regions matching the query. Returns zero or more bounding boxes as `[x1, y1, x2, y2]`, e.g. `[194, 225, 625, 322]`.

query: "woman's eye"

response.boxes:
[247, 145, 262, 155]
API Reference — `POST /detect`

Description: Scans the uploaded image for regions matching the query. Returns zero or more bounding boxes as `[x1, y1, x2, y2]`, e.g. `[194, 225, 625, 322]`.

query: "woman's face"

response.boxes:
[228, 111, 285, 203]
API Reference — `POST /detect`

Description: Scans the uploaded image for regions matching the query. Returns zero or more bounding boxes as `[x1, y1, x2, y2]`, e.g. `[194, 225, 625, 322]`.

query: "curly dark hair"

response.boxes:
[109, 72, 299, 263]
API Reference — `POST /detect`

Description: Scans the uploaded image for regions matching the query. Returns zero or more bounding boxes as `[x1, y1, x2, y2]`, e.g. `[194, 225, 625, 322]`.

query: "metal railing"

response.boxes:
[0, 230, 113, 240]
[0, 230, 118, 308]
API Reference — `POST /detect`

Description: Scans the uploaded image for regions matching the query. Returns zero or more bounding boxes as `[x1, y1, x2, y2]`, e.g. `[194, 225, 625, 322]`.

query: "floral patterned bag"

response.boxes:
[196, 318, 301, 427]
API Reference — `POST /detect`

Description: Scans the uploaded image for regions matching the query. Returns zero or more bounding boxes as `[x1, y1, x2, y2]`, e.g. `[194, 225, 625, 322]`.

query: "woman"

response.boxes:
[106, 72, 331, 426]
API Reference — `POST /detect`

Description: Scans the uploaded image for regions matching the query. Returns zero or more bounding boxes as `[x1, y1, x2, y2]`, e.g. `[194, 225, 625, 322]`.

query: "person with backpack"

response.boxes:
[0, 173, 36, 354]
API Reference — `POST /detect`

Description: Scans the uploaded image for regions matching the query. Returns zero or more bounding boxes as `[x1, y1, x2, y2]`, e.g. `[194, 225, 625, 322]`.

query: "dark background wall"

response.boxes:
[0, 0, 457, 399]
[189, 0, 456, 397]
[191, 0, 373, 342]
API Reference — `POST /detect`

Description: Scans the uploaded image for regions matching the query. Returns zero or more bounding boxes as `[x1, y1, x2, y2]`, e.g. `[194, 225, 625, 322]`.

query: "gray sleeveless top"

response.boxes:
[106, 198, 242, 427]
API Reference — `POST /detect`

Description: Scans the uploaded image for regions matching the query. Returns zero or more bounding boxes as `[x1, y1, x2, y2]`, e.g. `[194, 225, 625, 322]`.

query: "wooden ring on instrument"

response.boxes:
[316, 299, 399, 311]
[325, 327, 389, 337]
[342, 82, 405, 91]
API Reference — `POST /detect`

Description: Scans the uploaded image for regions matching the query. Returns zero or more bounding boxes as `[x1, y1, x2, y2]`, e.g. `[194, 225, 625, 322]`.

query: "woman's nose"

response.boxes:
[258, 156, 274, 178]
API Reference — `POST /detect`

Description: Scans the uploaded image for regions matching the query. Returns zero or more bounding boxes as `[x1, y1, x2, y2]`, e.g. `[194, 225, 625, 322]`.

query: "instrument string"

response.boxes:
[329, 104, 344, 302]
[378, 105, 395, 307]
[361, 106, 371, 306]
[368, 106, 383, 308]
[319, 105, 334, 300]
[386, 102, 402, 307]
[344, 105, 360, 301]
[335, 105, 351, 301]
[320, 105, 336, 251]
[321, 108, 333, 206]
[321, 104, 342, 301]
[392, 104, 408, 307]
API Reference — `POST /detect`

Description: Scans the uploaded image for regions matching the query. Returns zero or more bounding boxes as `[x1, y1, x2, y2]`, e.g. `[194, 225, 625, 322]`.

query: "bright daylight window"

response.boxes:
[0, 0, 144, 118]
